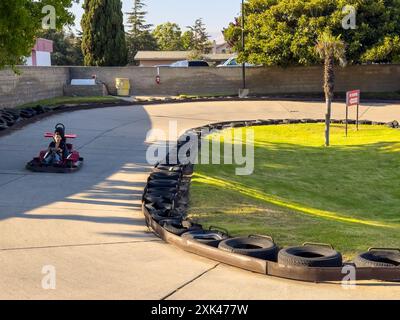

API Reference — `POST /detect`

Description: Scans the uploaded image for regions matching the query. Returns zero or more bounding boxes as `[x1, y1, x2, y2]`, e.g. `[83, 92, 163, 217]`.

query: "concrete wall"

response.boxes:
[70, 65, 400, 96]
[0, 66, 69, 108]
[1, 65, 399, 108]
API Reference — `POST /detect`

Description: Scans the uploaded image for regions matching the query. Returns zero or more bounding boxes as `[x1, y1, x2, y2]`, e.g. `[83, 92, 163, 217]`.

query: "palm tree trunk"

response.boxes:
[325, 97, 332, 146]
[324, 55, 335, 147]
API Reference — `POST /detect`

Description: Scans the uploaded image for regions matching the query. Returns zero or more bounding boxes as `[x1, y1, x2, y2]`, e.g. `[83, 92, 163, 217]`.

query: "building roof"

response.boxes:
[135, 51, 189, 61]
[135, 51, 234, 62]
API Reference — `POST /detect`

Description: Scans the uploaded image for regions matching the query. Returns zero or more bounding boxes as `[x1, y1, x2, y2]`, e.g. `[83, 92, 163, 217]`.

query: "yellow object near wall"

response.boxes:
[115, 78, 130, 96]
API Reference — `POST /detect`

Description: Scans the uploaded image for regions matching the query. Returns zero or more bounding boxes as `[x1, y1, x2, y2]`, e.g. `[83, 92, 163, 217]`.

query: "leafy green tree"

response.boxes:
[126, 0, 157, 64]
[316, 31, 346, 147]
[153, 22, 183, 51]
[0, 0, 76, 70]
[186, 18, 212, 53]
[81, 0, 127, 66]
[224, 0, 400, 66]
[38, 29, 83, 66]
[181, 30, 195, 50]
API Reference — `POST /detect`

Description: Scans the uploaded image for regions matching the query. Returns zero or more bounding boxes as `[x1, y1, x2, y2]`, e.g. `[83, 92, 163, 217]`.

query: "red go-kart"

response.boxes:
[26, 123, 84, 173]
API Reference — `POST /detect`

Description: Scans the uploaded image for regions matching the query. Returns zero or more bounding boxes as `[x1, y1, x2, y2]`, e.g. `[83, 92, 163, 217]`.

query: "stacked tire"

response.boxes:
[143, 163, 198, 235]
[0, 105, 52, 132]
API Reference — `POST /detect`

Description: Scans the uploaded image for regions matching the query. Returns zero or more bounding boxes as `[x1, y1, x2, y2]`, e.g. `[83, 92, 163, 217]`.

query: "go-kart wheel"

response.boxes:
[66, 160, 74, 169]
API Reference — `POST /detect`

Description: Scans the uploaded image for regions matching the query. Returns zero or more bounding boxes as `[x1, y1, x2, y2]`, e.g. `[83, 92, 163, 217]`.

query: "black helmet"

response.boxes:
[54, 123, 66, 141]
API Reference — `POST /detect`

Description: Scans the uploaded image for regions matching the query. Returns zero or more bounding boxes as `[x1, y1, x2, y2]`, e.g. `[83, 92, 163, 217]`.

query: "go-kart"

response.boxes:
[26, 123, 84, 173]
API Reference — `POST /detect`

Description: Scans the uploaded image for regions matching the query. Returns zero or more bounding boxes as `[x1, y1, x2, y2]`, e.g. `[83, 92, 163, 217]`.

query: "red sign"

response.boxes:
[156, 75, 161, 85]
[346, 90, 360, 106]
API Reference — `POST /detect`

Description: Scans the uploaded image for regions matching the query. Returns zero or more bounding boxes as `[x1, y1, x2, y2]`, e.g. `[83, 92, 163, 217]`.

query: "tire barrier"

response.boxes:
[182, 227, 230, 248]
[142, 118, 400, 283]
[0, 116, 8, 131]
[278, 243, 342, 268]
[354, 248, 400, 268]
[0, 105, 52, 131]
[219, 235, 279, 260]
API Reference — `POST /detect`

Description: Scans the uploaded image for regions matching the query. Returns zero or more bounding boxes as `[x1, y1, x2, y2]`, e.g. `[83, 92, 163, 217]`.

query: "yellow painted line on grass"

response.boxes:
[193, 173, 394, 228]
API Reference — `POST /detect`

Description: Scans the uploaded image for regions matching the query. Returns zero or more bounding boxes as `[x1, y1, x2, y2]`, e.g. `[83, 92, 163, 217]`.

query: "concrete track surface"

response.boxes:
[0, 100, 399, 300]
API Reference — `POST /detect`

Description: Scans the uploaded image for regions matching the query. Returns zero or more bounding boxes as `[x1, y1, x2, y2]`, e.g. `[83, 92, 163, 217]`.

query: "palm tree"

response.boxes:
[316, 31, 346, 147]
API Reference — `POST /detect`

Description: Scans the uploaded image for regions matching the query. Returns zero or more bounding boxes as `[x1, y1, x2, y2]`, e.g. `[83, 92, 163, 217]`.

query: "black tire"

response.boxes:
[33, 105, 45, 114]
[145, 204, 169, 216]
[151, 209, 185, 222]
[182, 230, 229, 247]
[65, 160, 74, 169]
[0, 113, 15, 127]
[278, 246, 342, 268]
[0, 117, 8, 130]
[301, 119, 318, 124]
[148, 179, 179, 188]
[354, 250, 400, 268]
[161, 219, 202, 236]
[149, 172, 181, 180]
[1, 110, 18, 121]
[154, 165, 183, 173]
[218, 236, 278, 260]
[387, 120, 399, 129]
[144, 193, 176, 204]
[20, 109, 35, 118]
[3, 108, 20, 120]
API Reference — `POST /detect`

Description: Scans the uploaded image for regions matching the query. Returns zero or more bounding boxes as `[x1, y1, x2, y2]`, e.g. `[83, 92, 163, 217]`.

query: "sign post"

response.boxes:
[156, 67, 161, 85]
[345, 90, 361, 137]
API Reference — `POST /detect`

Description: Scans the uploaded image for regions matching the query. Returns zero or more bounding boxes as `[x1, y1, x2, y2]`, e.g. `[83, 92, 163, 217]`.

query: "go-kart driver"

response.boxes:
[42, 127, 69, 165]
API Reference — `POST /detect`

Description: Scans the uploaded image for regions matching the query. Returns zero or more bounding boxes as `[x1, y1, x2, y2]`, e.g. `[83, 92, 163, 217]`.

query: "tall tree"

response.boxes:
[186, 18, 212, 53]
[316, 31, 346, 147]
[126, 0, 157, 64]
[0, 0, 76, 70]
[152, 22, 183, 51]
[81, 0, 127, 66]
[181, 30, 195, 51]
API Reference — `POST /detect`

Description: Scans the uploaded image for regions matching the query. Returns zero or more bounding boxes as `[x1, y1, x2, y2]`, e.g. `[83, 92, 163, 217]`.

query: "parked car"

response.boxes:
[169, 60, 209, 67]
[217, 57, 257, 68]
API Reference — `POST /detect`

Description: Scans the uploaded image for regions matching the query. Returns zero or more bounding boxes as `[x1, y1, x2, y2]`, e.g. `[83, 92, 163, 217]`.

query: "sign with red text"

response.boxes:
[346, 90, 360, 107]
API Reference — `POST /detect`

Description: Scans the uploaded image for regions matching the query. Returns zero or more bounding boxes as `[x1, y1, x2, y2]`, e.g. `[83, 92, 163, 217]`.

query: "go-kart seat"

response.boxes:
[66, 143, 73, 151]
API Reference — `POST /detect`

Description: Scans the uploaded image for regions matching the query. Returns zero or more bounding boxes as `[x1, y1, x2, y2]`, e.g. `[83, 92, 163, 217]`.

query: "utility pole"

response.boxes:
[241, 0, 246, 90]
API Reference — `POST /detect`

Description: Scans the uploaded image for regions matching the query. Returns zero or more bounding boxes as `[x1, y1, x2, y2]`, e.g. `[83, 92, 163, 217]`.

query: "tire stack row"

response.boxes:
[143, 118, 400, 270]
[0, 105, 52, 131]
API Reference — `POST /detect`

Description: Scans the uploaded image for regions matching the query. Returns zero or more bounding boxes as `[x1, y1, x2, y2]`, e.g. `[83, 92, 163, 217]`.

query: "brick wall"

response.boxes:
[70, 65, 400, 96]
[0, 66, 69, 108]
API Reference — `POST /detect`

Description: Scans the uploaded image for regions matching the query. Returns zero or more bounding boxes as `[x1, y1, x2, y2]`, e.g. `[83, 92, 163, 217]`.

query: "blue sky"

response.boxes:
[71, 0, 242, 42]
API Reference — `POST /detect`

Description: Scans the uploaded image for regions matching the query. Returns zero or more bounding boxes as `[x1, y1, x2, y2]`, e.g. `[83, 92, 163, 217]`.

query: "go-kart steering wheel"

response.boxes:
[55, 123, 65, 132]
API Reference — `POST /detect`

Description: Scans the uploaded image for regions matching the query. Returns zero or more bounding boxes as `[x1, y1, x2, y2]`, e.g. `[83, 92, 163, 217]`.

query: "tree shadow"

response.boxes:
[0, 105, 153, 245]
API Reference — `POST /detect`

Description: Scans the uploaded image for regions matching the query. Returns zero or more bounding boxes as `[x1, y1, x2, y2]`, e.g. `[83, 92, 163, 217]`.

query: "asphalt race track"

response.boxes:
[0, 100, 399, 299]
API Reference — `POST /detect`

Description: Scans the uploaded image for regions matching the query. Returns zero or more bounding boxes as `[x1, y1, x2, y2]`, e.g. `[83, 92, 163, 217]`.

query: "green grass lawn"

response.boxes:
[189, 124, 400, 260]
[17, 96, 120, 109]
